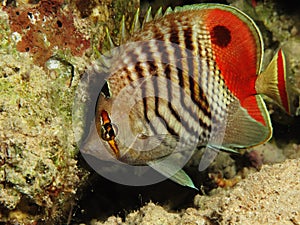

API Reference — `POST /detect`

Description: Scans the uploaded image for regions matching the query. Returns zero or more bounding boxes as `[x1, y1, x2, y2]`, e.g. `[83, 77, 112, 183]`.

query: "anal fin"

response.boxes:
[199, 95, 271, 172]
[222, 95, 272, 149]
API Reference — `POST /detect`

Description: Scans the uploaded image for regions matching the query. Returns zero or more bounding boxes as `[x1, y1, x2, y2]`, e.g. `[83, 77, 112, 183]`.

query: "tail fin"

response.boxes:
[255, 49, 290, 114]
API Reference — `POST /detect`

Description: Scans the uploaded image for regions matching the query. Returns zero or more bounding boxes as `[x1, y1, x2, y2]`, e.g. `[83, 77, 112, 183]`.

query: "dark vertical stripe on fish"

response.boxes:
[183, 27, 194, 51]
[124, 67, 134, 83]
[169, 27, 180, 45]
[152, 25, 164, 41]
[184, 26, 211, 119]
[154, 95, 179, 137]
[150, 22, 210, 138]
[164, 64, 181, 122]
[169, 22, 210, 134]
[142, 85, 158, 135]
[147, 61, 157, 74]
[134, 62, 145, 78]
[150, 58, 178, 136]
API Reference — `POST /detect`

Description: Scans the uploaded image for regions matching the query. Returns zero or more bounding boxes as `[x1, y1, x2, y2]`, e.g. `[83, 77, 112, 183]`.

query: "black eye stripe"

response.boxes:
[108, 128, 115, 137]
[103, 123, 111, 129]
[101, 123, 115, 140]
[100, 112, 117, 141]
[101, 80, 111, 98]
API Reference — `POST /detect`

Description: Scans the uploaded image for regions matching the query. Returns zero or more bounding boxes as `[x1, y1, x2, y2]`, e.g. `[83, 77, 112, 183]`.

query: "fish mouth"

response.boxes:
[107, 139, 120, 158]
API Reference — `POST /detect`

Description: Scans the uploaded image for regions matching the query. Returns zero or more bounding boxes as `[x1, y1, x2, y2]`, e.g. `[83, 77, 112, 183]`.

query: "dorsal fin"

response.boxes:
[154, 6, 163, 19]
[130, 8, 141, 34]
[103, 5, 179, 52]
[142, 6, 153, 28]
[103, 27, 115, 50]
[164, 6, 173, 15]
[119, 15, 128, 45]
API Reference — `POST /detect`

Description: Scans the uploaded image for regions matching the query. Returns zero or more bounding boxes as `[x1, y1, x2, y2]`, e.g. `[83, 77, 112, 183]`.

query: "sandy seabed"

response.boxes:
[95, 158, 300, 225]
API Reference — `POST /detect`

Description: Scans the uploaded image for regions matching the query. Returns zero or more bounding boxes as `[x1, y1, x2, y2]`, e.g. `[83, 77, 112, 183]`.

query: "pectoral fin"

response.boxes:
[147, 158, 197, 190]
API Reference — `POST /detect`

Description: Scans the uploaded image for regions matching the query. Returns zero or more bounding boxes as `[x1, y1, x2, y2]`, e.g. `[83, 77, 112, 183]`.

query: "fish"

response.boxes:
[81, 4, 292, 189]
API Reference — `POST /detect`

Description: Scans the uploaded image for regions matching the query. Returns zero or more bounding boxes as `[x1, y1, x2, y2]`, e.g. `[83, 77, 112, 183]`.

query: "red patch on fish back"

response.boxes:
[277, 49, 289, 113]
[205, 8, 258, 101]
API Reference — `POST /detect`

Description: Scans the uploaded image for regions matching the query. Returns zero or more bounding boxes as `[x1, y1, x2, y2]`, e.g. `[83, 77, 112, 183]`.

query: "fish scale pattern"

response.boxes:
[105, 9, 238, 154]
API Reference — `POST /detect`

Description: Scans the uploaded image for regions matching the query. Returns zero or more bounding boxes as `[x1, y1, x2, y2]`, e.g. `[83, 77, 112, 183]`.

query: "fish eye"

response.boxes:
[101, 123, 116, 141]
[99, 110, 118, 141]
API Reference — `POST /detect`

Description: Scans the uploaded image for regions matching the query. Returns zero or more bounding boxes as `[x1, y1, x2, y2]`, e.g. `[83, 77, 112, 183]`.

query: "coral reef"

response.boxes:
[0, 41, 82, 223]
[0, 0, 138, 223]
[4, 0, 90, 67]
